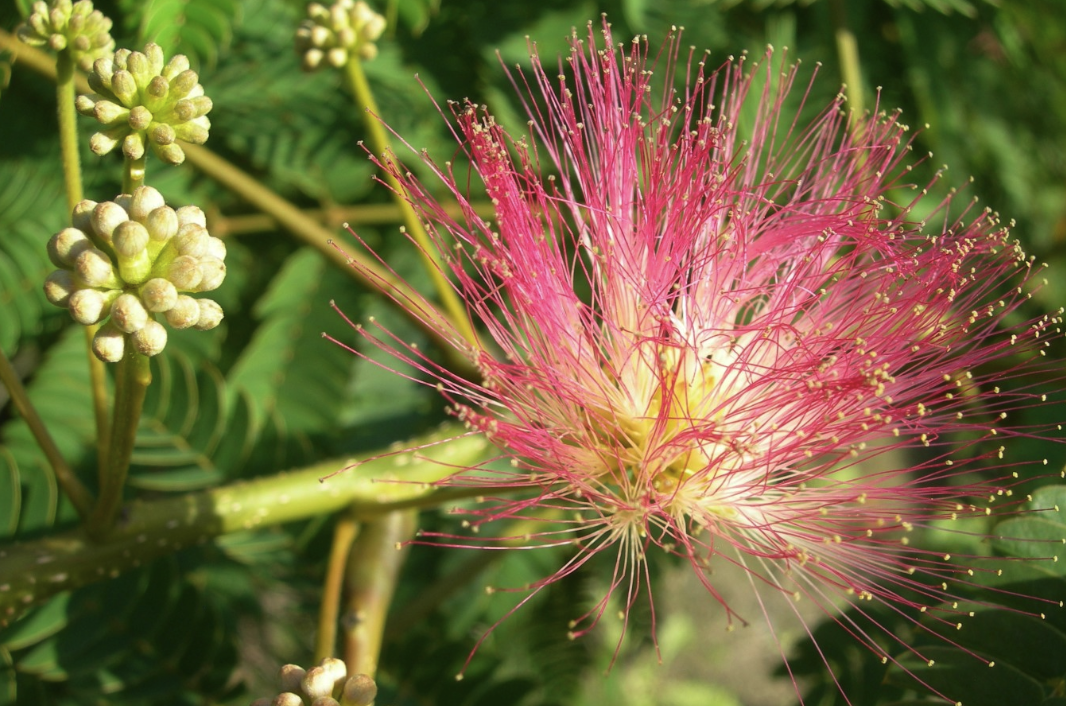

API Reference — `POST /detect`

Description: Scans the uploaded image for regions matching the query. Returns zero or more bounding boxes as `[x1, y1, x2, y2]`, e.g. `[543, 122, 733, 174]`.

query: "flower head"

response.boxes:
[332, 21, 1063, 699]
[295, 0, 386, 71]
[76, 43, 212, 166]
[44, 186, 226, 361]
[17, 0, 114, 71]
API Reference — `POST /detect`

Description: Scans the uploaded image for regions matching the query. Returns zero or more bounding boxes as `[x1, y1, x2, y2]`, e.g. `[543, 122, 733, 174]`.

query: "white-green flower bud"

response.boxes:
[340, 674, 377, 706]
[130, 186, 166, 222]
[164, 295, 200, 328]
[75, 247, 121, 288]
[88, 55, 114, 91]
[71, 199, 97, 233]
[172, 119, 210, 145]
[112, 193, 133, 214]
[272, 694, 303, 706]
[166, 255, 202, 290]
[154, 143, 186, 165]
[329, 4, 346, 30]
[69, 288, 111, 325]
[327, 47, 347, 68]
[302, 667, 336, 700]
[196, 255, 227, 286]
[89, 125, 124, 156]
[310, 25, 330, 46]
[126, 50, 151, 86]
[250, 700, 273, 706]
[311, 699, 340, 706]
[110, 69, 138, 106]
[146, 206, 179, 243]
[145, 74, 169, 108]
[336, 28, 356, 49]
[174, 223, 208, 257]
[205, 236, 227, 261]
[151, 123, 176, 146]
[94, 100, 129, 126]
[92, 200, 129, 244]
[111, 292, 148, 332]
[176, 205, 207, 229]
[48, 227, 92, 267]
[112, 220, 149, 258]
[140, 278, 178, 312]
[162, 54, 190, 81]
[92, 322, 125, 362]
[194, 298, 222, 332]
[320, 658, 346, 687]
[128, 105, 153, 131]
[302, 48, 325, 71]
[43, 269, 76, 307]
[174, 96, 212, 122]
[195, 299, 223, 330]
[279, 664, 306, 694]
[123, 130, 146, 160]
[131, 319, 166, 356]
[169, 69, 199, 99]
[145, 43, 165, 76]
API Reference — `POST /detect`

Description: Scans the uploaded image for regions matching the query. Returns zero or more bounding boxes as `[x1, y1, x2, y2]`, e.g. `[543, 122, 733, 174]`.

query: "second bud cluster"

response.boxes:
[44, 186, 226, 362]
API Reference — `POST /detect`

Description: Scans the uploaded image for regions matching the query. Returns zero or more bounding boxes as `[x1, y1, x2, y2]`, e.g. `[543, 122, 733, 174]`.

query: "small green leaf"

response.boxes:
[0, 595, 71, 652]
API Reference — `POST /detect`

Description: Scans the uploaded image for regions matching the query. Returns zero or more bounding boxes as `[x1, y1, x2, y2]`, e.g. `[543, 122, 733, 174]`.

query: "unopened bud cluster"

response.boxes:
[250, 658, 377, 706]
[43, 186, 226, 362]
[295, 0, 386, 71]
[76, 43, 212, 165]
[16, 0, 115, 71]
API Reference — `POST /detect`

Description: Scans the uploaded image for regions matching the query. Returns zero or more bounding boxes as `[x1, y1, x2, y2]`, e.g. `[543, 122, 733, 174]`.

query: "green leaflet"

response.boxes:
[127, 350, 255, 490]
[0, 162, 65, 355]
[119, 0, 241, 68]
[0, 328, 95, 539]
[0, 558, 241, 705]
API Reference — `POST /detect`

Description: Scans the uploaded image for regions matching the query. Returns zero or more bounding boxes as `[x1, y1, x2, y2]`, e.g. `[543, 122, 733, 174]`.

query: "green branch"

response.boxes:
[0, 430, 490, 626]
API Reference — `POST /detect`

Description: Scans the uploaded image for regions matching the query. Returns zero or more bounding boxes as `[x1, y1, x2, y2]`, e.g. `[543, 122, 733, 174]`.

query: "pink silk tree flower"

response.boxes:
[329, 19, 1063, 702]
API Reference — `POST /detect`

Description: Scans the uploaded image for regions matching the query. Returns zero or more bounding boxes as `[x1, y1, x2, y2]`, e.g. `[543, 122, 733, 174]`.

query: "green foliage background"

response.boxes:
[0, 0, 1064, 704]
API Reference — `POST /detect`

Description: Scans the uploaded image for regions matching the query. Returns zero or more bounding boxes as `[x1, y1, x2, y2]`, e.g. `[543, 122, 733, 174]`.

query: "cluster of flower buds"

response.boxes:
[43, 186, 226, 362]
[295, 0, 386, 71]
[76, 43, 212, 166]
[250, 658, 377, 706]
[16, 0, 114, 71]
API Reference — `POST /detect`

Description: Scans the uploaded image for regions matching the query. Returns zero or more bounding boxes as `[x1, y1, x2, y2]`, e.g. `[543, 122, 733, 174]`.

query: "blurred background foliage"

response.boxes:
[0, 0, 1064, 704]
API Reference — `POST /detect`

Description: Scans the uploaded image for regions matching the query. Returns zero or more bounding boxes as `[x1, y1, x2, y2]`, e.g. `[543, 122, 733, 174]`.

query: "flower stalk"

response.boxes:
[87, 346, 150, 538]
[317, 514, 361, 663]
[343, 54, 478, 350]
[55, 48, 83, 210]
[830, 0, 864, 116]
[342, 510, 417, 678]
